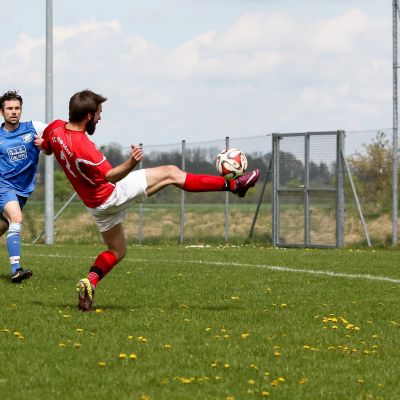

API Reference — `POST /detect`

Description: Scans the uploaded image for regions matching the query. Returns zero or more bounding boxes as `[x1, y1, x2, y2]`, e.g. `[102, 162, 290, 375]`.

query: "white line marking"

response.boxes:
[23, 252, 400, 285]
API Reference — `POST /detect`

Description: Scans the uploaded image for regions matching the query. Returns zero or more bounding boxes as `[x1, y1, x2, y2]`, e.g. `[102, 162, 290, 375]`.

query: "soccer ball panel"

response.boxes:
[216, 148, 248, 179]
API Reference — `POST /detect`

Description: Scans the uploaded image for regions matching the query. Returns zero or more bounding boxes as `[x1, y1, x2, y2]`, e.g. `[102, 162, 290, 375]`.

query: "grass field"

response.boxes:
[1, 244, 400, 399]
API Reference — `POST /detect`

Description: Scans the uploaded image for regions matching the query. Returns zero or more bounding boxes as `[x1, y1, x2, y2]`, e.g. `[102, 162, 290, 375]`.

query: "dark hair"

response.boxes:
[69, 90, 107, 122]
[0, 90, 23, 110]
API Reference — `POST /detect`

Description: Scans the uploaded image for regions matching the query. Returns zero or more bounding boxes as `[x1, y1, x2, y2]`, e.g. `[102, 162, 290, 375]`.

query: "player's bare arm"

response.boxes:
[105, 145, 142, 183]
[34, 135, 53, 155]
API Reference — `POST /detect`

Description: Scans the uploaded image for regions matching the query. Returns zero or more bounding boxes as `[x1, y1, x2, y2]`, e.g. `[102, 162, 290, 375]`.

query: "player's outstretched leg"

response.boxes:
[231, 169, 260, 197]
[77, 278, 94, 312]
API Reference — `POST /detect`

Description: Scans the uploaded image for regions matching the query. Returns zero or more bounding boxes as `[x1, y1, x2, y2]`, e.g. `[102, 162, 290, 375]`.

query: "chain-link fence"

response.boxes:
[20, 128, 396, 247]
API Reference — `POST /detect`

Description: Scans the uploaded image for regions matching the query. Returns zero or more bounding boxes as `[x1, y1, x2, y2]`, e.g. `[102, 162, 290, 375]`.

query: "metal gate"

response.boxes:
[272, 131, 344, 248]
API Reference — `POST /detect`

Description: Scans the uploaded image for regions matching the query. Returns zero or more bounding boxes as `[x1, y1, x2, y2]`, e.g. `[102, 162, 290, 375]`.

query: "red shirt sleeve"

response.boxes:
[42, 120, 66, 154]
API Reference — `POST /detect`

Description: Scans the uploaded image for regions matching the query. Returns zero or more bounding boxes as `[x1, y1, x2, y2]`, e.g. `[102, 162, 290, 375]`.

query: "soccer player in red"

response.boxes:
[35, 90, 259, 312]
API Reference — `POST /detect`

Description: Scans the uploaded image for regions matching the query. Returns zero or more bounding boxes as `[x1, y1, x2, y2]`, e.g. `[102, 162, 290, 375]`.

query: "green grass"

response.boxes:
[1, 245, 400, 399]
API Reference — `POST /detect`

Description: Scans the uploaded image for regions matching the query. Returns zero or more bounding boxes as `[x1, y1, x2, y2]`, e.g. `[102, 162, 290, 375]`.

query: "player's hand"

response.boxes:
[130, 145, 142, 166]
[34, 135, 44, 149]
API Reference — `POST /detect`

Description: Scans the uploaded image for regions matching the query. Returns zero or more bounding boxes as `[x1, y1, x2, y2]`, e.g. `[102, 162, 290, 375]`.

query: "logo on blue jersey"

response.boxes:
[8, 145, 27, 162]
[22, 133, 33, 143]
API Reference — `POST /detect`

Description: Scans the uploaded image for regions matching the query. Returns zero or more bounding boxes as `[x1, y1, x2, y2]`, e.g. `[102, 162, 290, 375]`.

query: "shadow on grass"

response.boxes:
[0, 273, 12, 283]
[31, 299, 140, 312]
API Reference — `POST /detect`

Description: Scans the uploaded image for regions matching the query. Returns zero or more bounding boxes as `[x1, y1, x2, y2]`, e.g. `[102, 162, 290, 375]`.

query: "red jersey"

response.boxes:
[42, 120, 115, 208]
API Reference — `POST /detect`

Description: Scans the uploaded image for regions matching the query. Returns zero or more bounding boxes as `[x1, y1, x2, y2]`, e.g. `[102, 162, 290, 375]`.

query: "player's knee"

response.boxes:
[165, 165, 184, 182]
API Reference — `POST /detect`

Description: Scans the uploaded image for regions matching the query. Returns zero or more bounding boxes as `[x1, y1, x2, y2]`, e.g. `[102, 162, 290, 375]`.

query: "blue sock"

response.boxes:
[7, 223, 22, 274]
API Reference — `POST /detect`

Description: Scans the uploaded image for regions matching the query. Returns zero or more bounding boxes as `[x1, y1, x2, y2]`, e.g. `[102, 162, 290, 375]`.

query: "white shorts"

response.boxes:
[86, 169, 148, 232]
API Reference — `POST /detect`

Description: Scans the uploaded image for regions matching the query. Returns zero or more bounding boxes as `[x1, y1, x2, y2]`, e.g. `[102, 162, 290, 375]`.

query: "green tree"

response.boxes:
[347, 131, 393, 213]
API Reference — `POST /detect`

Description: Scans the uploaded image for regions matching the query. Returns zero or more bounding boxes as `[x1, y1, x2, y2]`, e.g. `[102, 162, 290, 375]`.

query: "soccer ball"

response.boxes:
[216, 148, 248, 180]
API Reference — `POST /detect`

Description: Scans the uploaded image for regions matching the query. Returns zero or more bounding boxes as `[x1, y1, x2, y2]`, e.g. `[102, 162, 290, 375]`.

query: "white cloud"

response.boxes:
[0, 8, 393, 145]
[311, 9, 369, 53]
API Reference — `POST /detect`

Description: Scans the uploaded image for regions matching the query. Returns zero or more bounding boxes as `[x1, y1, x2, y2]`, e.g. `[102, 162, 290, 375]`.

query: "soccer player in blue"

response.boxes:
[0, 91, 47, 282]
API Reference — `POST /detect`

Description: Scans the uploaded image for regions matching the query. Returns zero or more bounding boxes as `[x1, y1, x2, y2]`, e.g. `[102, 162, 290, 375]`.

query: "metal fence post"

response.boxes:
[138, 143, 143, 245]
[304, 133, 310, 246]
[180, 140, 186, 244]
[272, 134, 278, 246]
[337, 131, 345, 247]
[224, 137, 229, 242]
[45, 0, 54, 244]
[393, 0, 399, 246]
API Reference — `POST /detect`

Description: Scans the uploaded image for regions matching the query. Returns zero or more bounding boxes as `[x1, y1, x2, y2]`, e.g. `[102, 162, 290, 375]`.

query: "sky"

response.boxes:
[0, 0, 393, 147]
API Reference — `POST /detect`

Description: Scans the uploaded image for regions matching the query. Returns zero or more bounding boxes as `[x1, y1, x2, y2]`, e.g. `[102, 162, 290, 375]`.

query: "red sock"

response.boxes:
[87, 250, 118, 287]
[183, 173, 232, 192]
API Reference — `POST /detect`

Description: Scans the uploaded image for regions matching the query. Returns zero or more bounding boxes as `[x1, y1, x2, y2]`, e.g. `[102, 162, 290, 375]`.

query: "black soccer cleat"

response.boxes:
[232, 169, 260, 197]
[11, 268, 33, 283]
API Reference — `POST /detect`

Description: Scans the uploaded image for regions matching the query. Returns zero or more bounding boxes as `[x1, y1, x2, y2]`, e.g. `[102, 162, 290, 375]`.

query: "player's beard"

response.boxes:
[86, 119, 97, 135]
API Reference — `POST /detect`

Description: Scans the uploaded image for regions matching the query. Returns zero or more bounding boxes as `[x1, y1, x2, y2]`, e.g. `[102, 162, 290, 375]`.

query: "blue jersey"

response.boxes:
[0, 121, 46, 197]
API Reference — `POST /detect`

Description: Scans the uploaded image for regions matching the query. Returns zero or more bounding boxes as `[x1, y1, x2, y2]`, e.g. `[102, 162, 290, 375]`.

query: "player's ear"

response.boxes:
[87, 112, 93, 121]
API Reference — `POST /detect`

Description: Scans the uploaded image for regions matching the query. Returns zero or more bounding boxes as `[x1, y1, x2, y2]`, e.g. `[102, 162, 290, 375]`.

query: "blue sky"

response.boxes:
[0, 0, 393, 146]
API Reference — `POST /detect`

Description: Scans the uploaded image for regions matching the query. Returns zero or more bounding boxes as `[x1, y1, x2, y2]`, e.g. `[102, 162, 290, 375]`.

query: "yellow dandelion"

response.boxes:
[278, 377, 285, 382]
[250, 364, 259, 371]
[332, 325, 338, 330]
[76, 328, 84, 333]
[205, 327, 212, 331]
[226, 397, 235, 400]
[128, 335, 134, 339]
[274, 351, 281, 357]
[119, 353, 127, 359]
[1, 328, 9, 333]
[261, 391, 271, 397]
[138, 336, 148, 342]
[14, 331, 22, 336]
[241, 333, 250, 338]
[215, 376, 222, 381]
[303, 345, 311, 350]
[224, 363, 230, 368]
[95, 308, 103, 313]
[164, 344, 172, 349]
[280, 303, 287, 308]
[248, 379, 256, 385]
[98, 361, 106, 367]
[59, 343, 66, 347]
[230, 296, 240, 300]
[63, 314, 71, 318]
[299, 377, 308, 385]
[73, 343, 81, 348]
[161, 378, 169, 385]
[356, 379, 364, 384]
[372, 334, 378, 338]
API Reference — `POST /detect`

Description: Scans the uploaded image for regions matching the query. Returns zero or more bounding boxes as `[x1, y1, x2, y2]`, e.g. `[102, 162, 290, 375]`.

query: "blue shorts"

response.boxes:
[0, 190, 27, 224]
